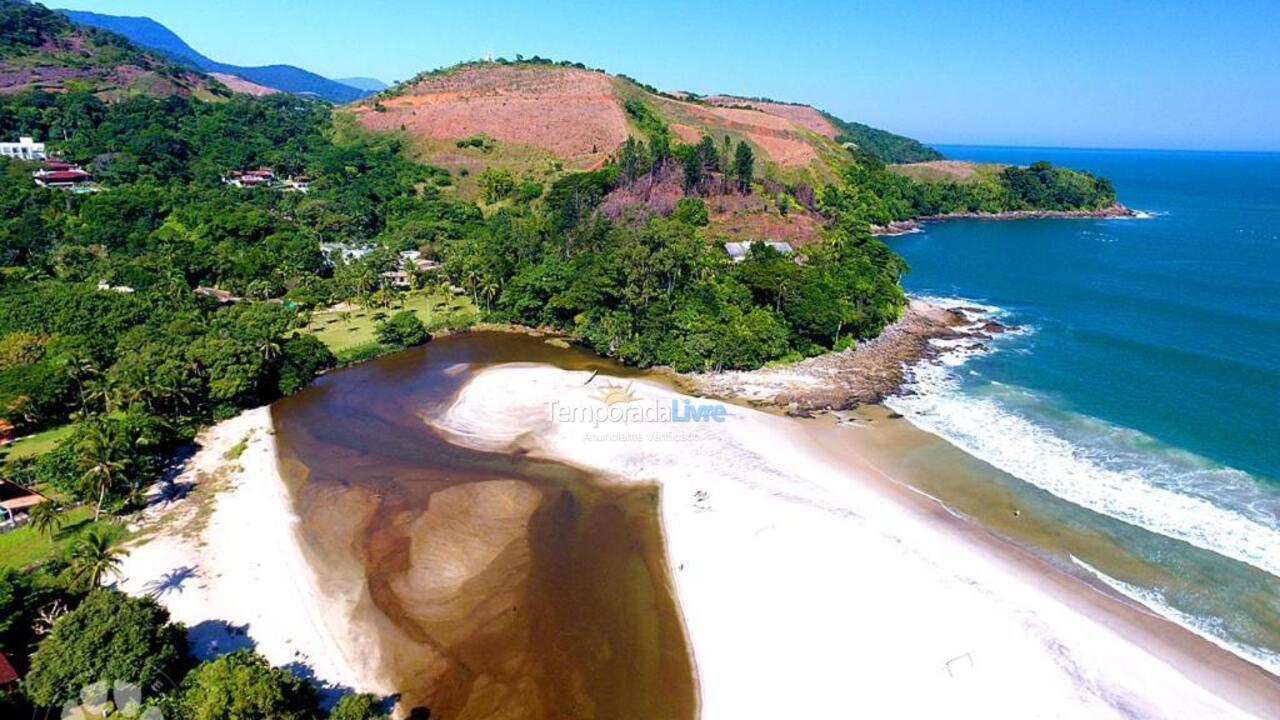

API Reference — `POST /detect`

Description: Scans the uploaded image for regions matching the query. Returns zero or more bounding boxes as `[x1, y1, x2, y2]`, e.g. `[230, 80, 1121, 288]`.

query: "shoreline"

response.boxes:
[871, 202, 1139, 236]
[797, 408, 1280, 718]
[115, 407, 394, 706]
[435, 363, 1280, 718]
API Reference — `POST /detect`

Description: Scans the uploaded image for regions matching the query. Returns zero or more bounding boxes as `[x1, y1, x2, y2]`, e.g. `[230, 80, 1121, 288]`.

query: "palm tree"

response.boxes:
[258, 338, 282, 362]
[28, 501, 62, 536]
[76, 422, 130, 521]
[82, 377, 114, 415]
[65, 354, 100, 414]
[481, 281, 500, 312]
[66, 526, 124, 590]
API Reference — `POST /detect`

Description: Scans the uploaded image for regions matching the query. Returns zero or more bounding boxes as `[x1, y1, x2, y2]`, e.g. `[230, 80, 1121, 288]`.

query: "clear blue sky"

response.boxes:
[53, 0, 1280, 151]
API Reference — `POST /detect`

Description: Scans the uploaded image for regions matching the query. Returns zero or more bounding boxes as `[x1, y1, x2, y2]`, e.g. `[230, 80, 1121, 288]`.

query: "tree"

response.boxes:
[23, 589, 187, 709]
[375, 311, 429, 349]
[615, 136, 649, 182]
[671, 197, 708, 227]
[329, 693, 390, 720]
[733, 141, 754, 192]
[478, 167, 516, 204]
[276, 335, 335, 396]
[681, 148, 702, 193]
[76, 420, 131, 520]
[64, 526, 124, 591]
[28, 500, 62, 537]
[178, 650, 316, 720]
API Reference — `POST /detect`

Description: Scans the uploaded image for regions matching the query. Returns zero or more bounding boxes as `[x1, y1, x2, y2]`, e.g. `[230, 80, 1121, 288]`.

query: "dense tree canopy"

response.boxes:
[177, 650, 317, 720]
[22, 589, 187, 708]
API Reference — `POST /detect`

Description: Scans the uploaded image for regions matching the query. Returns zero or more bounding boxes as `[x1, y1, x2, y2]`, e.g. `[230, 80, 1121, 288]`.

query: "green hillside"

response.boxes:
[0, 0, 224, 99]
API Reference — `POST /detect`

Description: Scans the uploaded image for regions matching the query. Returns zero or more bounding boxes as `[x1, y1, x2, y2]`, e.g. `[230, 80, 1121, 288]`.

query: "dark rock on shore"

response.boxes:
[684, 299, 985, 412]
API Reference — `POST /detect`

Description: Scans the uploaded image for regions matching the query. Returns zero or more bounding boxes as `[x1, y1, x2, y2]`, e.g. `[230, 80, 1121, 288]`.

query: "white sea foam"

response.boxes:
[1071, 556, 1280, 677]
[886, 301, 1280, 581]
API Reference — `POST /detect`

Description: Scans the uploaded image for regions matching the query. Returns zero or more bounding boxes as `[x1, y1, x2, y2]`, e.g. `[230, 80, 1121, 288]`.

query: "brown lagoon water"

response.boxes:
[271, 333, 696, 719]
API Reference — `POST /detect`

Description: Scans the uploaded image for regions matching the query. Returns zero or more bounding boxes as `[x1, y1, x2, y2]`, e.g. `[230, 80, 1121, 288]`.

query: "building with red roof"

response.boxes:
[0, 649, 17, 686]
[32, 167, 92, 188]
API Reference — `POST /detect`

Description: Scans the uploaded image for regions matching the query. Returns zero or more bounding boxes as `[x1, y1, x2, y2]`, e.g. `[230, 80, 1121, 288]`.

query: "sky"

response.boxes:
[51, 0, 1280, 151]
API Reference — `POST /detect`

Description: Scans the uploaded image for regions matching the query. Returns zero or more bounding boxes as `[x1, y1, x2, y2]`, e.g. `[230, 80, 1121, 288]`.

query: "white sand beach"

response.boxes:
[434, 363, 1276, 720]
[114, 407, 394, 703]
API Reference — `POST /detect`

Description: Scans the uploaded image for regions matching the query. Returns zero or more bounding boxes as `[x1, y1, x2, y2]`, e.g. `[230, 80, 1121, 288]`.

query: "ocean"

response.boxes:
[885, 146, 1280, 672]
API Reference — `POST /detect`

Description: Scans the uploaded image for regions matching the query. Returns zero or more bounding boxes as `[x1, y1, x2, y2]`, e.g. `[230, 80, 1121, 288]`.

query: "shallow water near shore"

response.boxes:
[886, 145, 1280, 674]
[271, 333, 695, 718]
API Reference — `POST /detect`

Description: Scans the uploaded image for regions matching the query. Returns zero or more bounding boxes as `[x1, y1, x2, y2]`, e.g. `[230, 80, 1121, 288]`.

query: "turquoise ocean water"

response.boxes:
[886, 146, 1280, 671]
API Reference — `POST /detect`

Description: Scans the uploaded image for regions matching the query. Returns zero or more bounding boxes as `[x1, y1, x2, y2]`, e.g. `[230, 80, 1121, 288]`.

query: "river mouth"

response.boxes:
[271, 332, 696, 719]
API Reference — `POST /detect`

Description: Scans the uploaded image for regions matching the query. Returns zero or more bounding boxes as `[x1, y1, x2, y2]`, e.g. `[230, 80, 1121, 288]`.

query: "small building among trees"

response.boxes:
[723, 240, 794, 262]
[32, 165, 93, 189]
[223, 167, 277, 188]
[0, 479, 50, 530]
[0, 136, 46, 161]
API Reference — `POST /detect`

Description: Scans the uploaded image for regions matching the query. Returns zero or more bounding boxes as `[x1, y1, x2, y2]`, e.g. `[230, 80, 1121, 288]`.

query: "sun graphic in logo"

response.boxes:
[589, 381, 638, 406]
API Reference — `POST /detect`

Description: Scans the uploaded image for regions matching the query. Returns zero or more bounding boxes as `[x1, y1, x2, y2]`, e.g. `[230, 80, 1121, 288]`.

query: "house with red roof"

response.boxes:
[0, 649, 18, 687]
[32, 167, 92, 188]
[224, 167, 278, 188]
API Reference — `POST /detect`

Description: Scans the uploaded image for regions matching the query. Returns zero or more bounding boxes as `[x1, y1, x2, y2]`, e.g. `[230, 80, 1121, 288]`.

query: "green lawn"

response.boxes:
[303, 291, 479, 358]
[2, 424, 74, 461]
[0, 505, 101, 571]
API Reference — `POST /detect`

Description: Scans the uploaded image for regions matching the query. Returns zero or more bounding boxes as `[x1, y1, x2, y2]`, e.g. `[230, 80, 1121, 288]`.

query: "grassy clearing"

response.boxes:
[888, 160, 1004, 184]
[409, 137, 565, 201]
[2, 424, 74, 461]
[0, 506, 108, 571]
[302, 290, 480, 359]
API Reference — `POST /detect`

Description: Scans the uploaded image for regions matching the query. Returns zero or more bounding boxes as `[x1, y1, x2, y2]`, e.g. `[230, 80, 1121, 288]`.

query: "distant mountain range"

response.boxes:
[334, 77, 388, 92]
[57, 9, 382, 104]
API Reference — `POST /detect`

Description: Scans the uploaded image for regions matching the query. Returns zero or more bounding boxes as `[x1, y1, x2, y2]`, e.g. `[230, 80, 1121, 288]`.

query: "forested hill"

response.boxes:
[0, 0, 223, 99]
[821, 111, 943, 164]
[58, 9, 373, 103]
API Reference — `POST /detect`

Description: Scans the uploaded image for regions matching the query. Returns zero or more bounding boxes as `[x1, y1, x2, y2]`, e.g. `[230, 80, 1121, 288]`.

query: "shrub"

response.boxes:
[329, 692, 390, 720]
[374, 311, 429, 348]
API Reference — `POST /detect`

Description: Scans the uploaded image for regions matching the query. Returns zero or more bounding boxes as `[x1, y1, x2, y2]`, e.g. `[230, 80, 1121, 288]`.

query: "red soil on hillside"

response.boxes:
[352, 65, 629, 170]
[705, 192, 825, 246]
[211, 73, 279, 97]
[599, 165, 826, 246]
[662, 101, 826, 167]
[703, 96, 841, 138]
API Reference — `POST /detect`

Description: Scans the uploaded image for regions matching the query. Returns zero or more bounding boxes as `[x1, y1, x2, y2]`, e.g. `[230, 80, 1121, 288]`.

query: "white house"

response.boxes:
[723, 240, 794, 262]
[319, 242, 374, 265]
[0, 137, 46, 161]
